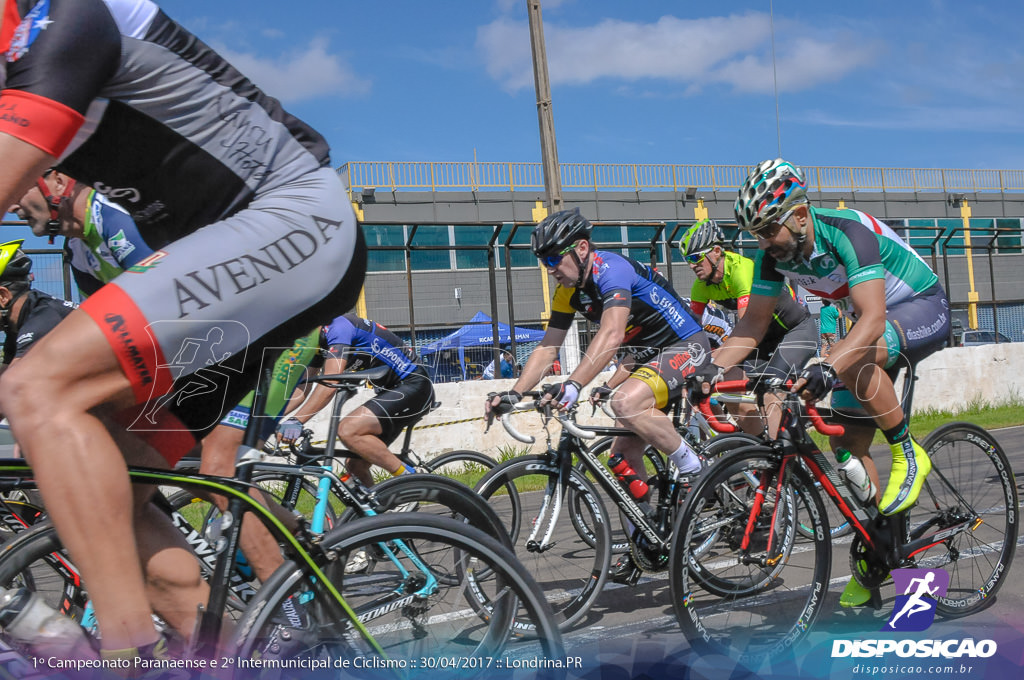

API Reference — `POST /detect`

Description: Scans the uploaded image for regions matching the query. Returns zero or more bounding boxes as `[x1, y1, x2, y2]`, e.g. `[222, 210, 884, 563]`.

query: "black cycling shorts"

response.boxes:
[362, 371, 435, 445]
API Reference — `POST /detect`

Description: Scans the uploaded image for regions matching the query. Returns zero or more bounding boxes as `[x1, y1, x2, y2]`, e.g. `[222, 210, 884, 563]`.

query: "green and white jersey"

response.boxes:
[64, 190, 155, 297]
[751, 207, 938, 318]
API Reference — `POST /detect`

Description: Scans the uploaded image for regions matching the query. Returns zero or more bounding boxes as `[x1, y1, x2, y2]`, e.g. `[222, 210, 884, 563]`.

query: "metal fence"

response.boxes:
[344, 161, 1024, 194]
[20, 225, 1024, 384]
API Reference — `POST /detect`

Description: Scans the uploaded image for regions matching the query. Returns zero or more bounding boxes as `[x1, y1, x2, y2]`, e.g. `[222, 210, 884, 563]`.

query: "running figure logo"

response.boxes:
[885, 568, 949, 632]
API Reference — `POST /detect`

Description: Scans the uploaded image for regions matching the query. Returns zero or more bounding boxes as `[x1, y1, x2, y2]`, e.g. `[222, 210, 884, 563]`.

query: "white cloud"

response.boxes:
[215, 38, 371, 103]
[477, 12, 875, 95]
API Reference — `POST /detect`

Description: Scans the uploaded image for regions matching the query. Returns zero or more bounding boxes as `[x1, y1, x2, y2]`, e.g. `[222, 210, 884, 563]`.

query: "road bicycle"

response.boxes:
[475, 393, 698, 631]
[2, 368, 512, 628]
[169, 368, 511, 560]
[0, 366, 564, 674]
[669, 375, 1017, 673]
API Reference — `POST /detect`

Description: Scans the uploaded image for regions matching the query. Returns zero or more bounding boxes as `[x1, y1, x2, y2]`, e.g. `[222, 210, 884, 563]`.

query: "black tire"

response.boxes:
[918, 422, 1018, 616]
[228, 513, 565, 674]
[0, 521, 88, 627]
[338, 474, 511, 549]
[424, 449, 497, 488]
[475, 455, 611, 631]
[671, 446, 831, 668]
[0, 498, 45, 542]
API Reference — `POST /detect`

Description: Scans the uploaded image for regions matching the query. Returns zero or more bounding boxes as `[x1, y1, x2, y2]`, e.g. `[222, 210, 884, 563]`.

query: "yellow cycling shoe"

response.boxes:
[879, 437, 931, 515]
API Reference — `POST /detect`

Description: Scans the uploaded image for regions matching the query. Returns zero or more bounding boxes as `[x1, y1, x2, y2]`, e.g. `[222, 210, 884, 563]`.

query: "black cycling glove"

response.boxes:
[795, 360, 838, 401]
[589, 383, 613, 403]
[687, 362, 724, 403]
[488, 390, 522, 416]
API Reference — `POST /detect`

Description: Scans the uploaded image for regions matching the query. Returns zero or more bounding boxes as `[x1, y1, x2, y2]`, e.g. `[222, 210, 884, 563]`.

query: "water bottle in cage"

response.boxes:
[836, 448, 876, 504]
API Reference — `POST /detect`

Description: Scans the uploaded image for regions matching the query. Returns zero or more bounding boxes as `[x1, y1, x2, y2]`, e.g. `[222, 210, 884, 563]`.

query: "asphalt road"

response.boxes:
[502, 424, 1024, 680]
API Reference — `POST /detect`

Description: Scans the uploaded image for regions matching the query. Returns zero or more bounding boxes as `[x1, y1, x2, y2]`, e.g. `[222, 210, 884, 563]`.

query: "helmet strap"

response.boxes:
[36, 175, 77, 245]
[0, 286, 28, 328]
[570, 247, 588, 288]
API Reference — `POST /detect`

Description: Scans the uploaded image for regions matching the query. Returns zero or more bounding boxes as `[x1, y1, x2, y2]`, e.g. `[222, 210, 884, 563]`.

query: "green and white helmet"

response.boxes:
[679, 219, 723, 259]
[734, 159, 808, 233]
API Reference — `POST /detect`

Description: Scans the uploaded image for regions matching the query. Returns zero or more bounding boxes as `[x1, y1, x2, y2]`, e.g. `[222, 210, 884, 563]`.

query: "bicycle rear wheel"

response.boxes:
[424, 449, 496, 488]
[338, 475, 509, 548]
[0, 521, 89, 639]
[916, 422, 1018, 616]
[671, 447, 831, 669]
[475, 456, 610, 631]
[229, 513, 565, 675]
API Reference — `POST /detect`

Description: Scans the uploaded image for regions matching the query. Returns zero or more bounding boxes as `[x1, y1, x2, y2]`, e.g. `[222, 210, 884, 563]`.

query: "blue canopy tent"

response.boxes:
[419, 311, 545, 381]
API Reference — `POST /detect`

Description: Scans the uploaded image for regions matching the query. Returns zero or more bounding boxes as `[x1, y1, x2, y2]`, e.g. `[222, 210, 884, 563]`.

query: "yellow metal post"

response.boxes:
[694, 198, 708, 222]
[355, 286, 368, 319]
[532, 201, 552, 321]
[837, 199, 846, 209]
[961, 199, 979, 329]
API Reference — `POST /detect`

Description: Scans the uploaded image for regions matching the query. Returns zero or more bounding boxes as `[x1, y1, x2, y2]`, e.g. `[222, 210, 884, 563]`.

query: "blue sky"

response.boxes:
[148, 0, 1023, 172]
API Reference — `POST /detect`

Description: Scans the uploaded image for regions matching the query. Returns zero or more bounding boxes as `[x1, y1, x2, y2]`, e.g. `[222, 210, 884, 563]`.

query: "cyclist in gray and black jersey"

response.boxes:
[689, 159, 950, 607]
[0, 0, 365, 663]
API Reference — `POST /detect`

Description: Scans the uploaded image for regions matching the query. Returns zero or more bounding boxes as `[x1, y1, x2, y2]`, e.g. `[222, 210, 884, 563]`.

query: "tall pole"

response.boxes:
[528, 0, 575, 372]
[769, 0, 782, 157]
[528, 0, 563, 212]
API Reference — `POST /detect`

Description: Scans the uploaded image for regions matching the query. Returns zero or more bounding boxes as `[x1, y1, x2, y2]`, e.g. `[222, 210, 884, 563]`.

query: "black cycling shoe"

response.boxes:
[609, 554, 643, 586]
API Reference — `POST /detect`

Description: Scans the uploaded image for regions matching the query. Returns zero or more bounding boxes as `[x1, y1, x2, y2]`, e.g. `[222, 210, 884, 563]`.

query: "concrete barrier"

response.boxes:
[303, 343, 1024, 460]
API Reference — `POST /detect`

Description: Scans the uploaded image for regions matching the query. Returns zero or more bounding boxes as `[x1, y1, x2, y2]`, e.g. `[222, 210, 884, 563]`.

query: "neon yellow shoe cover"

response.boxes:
[879, 437, 931, 515]
[840, 563, 892, 608]
[839, 575, 872, 608]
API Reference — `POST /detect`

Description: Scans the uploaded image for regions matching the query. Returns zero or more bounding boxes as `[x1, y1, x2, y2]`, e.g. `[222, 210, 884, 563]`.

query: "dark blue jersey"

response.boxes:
[548, 250, 704, 357]
[322, 313, 419, 388]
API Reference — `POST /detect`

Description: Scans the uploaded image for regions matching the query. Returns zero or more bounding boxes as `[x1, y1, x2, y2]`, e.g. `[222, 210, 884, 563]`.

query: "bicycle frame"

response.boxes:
[732, 388, 984, 575]
[525, 412, 675, 555]
[0, 459, 384, 659]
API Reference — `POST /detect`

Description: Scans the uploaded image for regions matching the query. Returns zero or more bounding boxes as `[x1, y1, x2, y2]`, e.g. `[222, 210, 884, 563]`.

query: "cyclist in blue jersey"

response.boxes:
[486, 208, 713, 583]
[278, 313, 433, 487]
[690, 159, 950, 606]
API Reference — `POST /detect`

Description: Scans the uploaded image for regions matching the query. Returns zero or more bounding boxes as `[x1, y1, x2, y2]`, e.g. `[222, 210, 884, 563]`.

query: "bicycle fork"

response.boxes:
[525, 448, 573, 554]
[740, 456, 792, 568]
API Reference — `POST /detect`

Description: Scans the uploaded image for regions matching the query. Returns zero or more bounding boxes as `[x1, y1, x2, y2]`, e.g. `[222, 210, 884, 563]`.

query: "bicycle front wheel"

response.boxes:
[917, 422, 1018, 616]
[475, 456, 611, 631]
[229, 513, 564, 675]
[670, 447, 831, 669]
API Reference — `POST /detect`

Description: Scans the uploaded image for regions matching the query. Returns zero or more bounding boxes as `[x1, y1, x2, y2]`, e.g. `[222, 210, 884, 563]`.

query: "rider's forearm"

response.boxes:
[288, 384, 335, 423]
[512, 344, 560, 394]
[710, 335, 760, 372]
[604, 362, 632, 389]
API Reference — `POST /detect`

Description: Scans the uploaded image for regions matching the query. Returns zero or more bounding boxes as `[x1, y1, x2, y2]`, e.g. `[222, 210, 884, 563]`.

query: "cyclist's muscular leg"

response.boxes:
[108, 423, 210, 639]
[610, 379, 688, 465]
[832, 340, 929, 514]
[0, 311, 161, 652]
[337, 405, 408, 487]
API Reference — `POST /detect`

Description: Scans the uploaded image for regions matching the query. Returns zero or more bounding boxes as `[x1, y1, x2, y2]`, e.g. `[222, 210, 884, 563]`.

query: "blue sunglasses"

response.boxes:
[540, 243, 577, 268]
